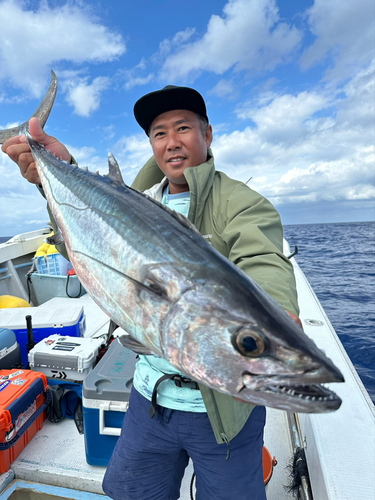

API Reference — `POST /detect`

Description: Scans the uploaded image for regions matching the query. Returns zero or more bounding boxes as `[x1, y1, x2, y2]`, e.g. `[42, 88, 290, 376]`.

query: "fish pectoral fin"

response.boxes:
[118, 334, 154, 355]
[72, 250, 171, 300]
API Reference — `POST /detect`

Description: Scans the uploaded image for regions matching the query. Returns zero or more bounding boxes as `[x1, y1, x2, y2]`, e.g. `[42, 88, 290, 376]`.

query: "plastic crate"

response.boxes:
[35, 254, 72, 276]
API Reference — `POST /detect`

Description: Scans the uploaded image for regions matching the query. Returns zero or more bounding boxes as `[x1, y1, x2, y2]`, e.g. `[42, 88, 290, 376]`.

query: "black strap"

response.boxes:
[148, 374, 199, 419]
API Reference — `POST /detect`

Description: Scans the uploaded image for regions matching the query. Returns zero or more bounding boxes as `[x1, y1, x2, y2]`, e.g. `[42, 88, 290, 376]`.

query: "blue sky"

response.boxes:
[0, 0, 374, 236]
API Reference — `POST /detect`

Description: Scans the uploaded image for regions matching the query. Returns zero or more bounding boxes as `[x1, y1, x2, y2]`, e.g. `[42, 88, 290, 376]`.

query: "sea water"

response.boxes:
[284, 221, 375, 404]
[1, 221, 374, 403]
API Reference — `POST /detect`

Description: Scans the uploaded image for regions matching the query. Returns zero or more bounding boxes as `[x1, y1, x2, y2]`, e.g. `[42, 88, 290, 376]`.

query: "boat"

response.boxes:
[0, 227, 374, 500]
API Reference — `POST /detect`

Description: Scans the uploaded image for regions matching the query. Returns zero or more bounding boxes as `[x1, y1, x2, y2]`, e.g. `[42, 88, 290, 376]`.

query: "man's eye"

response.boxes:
[154, 131, 165, 138]
[178, 126, 189, 131]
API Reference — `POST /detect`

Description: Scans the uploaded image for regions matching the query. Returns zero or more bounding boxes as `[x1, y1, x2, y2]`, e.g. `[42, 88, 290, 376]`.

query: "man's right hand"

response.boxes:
[1, 117, 71, 185]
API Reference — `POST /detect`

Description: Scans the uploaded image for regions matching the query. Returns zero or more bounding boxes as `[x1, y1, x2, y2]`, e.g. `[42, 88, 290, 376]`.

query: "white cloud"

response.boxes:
[236, 91, 330, 143]
[212, 61, 375, 206]
[301, 0, 375, 81]
[0, 0, 125, 97]
[112, 134, 153, 181]
[0, 153, 50, 235]
[121, 61, 155, 91]
[209, 79, 239, 99]
[67, 134, 152, 183]
[64, 76, 111, 117]
[159, 0, 301, 81]
[155, 28, 196, 62]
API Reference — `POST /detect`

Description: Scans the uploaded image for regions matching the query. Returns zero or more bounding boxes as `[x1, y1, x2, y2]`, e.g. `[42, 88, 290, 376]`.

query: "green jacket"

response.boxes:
[132, 150, 299, 444]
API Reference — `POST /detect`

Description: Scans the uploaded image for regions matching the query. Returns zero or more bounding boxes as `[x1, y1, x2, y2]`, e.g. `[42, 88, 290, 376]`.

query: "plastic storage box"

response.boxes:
[0, 329, 21, 370]
[0, 369, 51, 473]
[82, 339, 137, 466]
[30, 273, 86, 306]
[34, 253, 72, 276]
[28, 334, 105, 381]
[0, 306, 86, 369]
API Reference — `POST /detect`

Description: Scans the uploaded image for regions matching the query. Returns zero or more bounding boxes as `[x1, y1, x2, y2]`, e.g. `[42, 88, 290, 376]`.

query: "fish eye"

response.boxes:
[231, 328, 267, 357]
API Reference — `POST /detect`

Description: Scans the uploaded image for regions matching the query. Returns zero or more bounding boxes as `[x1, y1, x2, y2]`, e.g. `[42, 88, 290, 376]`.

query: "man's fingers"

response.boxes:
[28, 117, 71, 162]
[29, 117, 48, 143]
[1, 135, 24, 153]
[286, 311, 303, 329]
[4, 143, 30, 165]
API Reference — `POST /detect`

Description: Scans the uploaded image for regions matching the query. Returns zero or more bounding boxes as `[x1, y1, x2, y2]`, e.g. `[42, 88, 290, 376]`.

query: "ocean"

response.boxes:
[1, 221, 374, 403]
[283, 221, 375, 404]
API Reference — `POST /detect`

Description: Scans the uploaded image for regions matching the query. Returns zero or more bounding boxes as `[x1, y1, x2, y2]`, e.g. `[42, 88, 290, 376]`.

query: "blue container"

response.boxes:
[0, 328, 21, 369]
[0, 306, 85, 368]
[82, 339, 137, 466]
[34, 254, 73, 276]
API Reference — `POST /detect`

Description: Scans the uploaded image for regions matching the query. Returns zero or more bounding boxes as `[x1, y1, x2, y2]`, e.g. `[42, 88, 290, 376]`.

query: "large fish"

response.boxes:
[0, 73, 344, 413]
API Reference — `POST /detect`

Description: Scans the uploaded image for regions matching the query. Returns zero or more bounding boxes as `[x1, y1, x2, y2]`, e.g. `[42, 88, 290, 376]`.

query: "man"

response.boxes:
[2, 85, 300, 500]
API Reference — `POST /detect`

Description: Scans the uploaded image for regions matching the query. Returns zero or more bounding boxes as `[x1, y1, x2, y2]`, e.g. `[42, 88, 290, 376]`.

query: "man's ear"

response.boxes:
[206, 124, 213, 148]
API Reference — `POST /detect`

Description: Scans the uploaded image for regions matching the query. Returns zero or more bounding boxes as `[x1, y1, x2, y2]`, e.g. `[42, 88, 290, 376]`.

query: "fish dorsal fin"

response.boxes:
[118, 334, 154, 355]
[131, 187, 201, 236]
[107, 153, 126, 186]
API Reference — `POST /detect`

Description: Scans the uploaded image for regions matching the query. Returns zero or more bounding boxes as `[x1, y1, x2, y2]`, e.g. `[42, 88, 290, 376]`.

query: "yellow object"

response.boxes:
[35, 249, 47, 258]
[47, 245, 59, 254]
[38, 243, 50, 253]
[0, 295, 30, 308]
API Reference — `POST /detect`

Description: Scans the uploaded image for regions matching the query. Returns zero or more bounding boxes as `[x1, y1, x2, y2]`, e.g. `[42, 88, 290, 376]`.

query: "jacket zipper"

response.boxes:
[211, 393, 231, 460]
[189, 170, 199, 224]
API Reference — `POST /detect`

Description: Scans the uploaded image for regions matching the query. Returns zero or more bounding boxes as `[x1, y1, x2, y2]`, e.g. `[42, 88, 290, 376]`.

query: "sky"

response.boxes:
[0, 0, 374, 237]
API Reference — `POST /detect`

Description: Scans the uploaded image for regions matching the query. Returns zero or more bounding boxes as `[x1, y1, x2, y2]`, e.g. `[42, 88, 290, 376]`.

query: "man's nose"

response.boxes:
[167, 131, 182, 149]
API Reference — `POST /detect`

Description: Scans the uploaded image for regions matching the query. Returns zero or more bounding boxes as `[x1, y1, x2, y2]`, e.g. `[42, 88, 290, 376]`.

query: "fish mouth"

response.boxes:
[256, 383, 340, 405]
[240, 371, 343, 411]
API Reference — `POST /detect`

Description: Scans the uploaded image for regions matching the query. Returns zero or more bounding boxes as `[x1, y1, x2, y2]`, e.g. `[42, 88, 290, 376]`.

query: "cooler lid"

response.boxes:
[83, 339, 137, 401]
[0, 328, 17, 359]
[0, 306, 84, 330]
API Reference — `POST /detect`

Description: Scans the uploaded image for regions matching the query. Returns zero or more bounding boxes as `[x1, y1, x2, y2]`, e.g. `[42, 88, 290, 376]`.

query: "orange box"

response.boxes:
[0, 369, 50, 473]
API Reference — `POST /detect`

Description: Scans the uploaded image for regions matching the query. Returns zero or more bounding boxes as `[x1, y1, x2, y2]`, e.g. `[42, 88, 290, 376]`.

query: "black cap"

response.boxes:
[134, 85, 208, 135]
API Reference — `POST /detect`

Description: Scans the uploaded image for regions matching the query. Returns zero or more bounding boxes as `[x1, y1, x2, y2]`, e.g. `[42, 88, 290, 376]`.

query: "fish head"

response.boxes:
[159, 263, 344, 413]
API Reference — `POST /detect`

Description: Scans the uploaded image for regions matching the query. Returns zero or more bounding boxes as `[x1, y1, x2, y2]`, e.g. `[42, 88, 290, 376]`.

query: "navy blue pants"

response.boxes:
[102, 388, 266, 500]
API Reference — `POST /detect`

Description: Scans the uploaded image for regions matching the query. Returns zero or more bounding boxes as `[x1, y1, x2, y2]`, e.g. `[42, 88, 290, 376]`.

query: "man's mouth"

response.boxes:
[168, 156, 186, 163]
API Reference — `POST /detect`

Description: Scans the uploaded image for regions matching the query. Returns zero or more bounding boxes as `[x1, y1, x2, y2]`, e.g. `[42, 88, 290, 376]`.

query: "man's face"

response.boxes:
[149, 109, 213, 194]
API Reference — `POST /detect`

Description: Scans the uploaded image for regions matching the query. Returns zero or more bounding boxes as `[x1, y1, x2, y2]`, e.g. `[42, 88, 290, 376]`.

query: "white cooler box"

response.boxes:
[28, 334, 105, 381]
